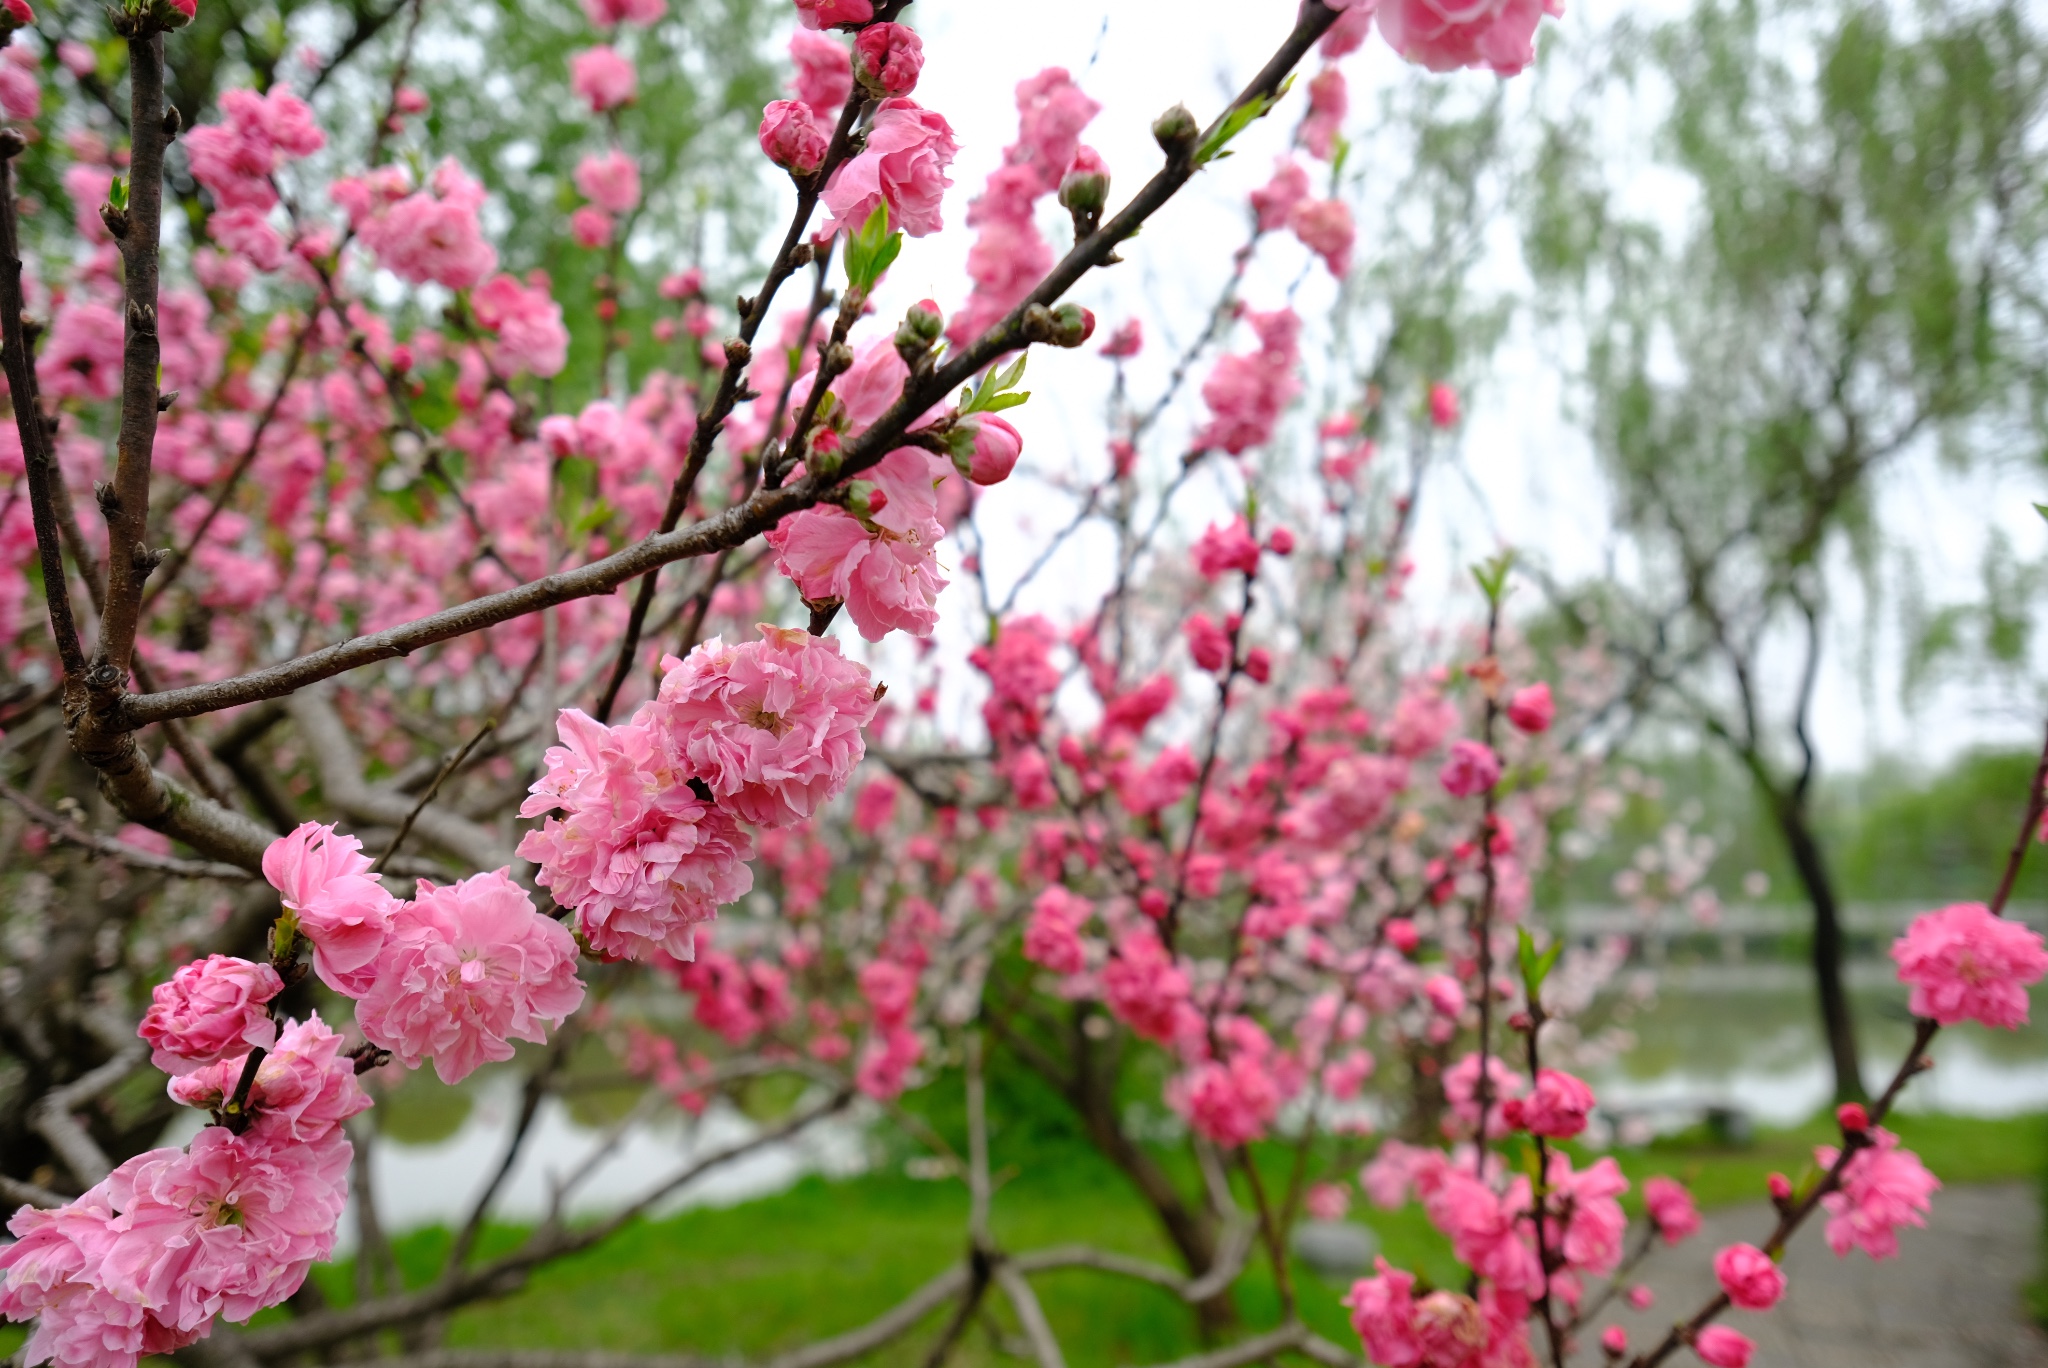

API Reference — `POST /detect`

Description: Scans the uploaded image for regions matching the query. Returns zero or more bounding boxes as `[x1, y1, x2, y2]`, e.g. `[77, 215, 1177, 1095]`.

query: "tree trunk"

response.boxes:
[1770, 790, 1866, 1103]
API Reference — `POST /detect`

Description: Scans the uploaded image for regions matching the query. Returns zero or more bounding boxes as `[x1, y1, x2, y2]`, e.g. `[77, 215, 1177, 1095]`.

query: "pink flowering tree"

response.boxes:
[0, 1, 2043, 1367]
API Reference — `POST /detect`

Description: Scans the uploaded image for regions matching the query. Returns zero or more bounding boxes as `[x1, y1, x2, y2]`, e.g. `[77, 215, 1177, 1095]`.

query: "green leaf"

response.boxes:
[1194, 77, 1295, 168]
[958, 353, 1031, 418]
[2034, 502, 2048, 523]
[844, 202, 902, 295]
[1517, 927, 1563, 1003]
[107, 177, 128, 211]
[980, 390, 1031, 413]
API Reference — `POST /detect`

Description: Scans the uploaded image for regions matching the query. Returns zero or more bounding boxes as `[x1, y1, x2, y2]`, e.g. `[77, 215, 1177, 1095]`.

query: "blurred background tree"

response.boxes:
[1524, 0, 2048, 1102]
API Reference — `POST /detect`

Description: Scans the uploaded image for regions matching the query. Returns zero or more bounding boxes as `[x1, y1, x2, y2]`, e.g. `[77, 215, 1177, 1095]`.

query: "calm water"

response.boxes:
[268, 974, 2048, 1235]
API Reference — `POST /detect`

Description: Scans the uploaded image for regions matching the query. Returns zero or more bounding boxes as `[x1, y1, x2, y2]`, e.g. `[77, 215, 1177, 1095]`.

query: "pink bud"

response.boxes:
[1266, 526, 1295, 555]
[1058, 145, 1111, 216]
[394, 85, 430, 115]
[1243, 648, 1271, 684]
[1507, 681, 1554, 734]
[1601, 1327, 1627, 1358]
[758, 98, 829, 175]
[1836, 1101, 1869, 1134]
[1139, 888, 1168, 920]
[1694, 1327, 1754, 1368]
[853, 22, 923, 96]
[1385, 918, 1419, 954]
[964, 415, 1022, 485]
[1713, 1242, 1785, 1311]
[2, 0, 33, 26]
[167, 0, 196, 18]
[1625, 1285, 1653, 1311]
[570, 205, 613, 248]
[1109, 438, 1137, 478]
[661, 267, 703, 300]
[1428, 381, 1459, 428]
[1767, 1172, 1792, 1201]
[390, 343, 414, 374]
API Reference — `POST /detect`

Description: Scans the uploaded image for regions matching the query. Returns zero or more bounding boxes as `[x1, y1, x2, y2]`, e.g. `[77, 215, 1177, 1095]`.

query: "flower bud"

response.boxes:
[0, 0, 32, 29]
[1601, 1327, 1628, 1359]
[1428, 381, 1460, 428]
[853, 22, 924, 97]
[1267, 526, 1295, 555]
[958, 415, 1022, 486]
[1836, 1101, 1869, 1134]
[1058, 145, 1110, 217]
[1153, 102, 1199, 160]
[1767, 1172, 1793, 1201]
[1243, 647, 1271, 683]
[895, 298, 944, 363]
[1049, 303, 1095, 348]
[1139, 888, 1168, 920]
[759, 99, 829, 176]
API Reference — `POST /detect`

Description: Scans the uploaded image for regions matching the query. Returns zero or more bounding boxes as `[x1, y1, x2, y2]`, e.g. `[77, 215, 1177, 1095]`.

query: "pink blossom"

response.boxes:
[1429, 380, 1461, 426]
[571, 205, 613, 247]
[852, 775, 898, 834]
[57, 43, 94, 79]
[971, 615, 1061, 750]
[1602, 1327, 1628, 1357]
[1421, 1165, 1541, 1296]
[1692, 1326, 1754, 1368]
[962, 415, 1022, 485]
[519, 709, 755, 962]
[0, 52, 35, 124]
[1515, 1067, 1593, 1139]
[1345, 1259, 1422, 1367]
[472, 272, 570, 377]
[1291, 197, 1354, 276]
[210, 205, 286, 271]
[137, 955, 282, 1076]
[38, 302, 124, 401]
[1713, 1243, 1784, 1310]
[1438, 739, 1501, 798]
[95, 1125, 349, 1334]
[1102, 928, 1190, 1043]
[570, 45, 637, 112]
[1626, 1284, 1654, 1310]
[354, 869, 586, 1083]
[1302, 67, 1347, 161]
[575, 148, 641, 213]
[184, 87, 324, 212]
[1010, 68, 1100, 191]
[794, 0, 872, 28]
[1022, 886, 1091, 975]
[821, 97, 957, 238]
[332, 158, 497, 290]
[1194, 517, 1262, 580]
[1, 0, 30, 23]
[1306, 1182, 1351, 1222]
[854, 23, 923, 96]
[1100, 318, 1142, 358]
[1890, 901, 2048, 1029]
[1387, 688, 1458, 757]
[1378, 0, 1559, 75]
[1546, 1152, 1628, 1276]
[766, 449, 950, 642]
[653, 624, 879, 828]
[1172, 1042, 1283, 1146]
[855, 1025, 922, 1100]
[167, 0, 195, 17]
[1323, 1048, 1375, 1099]
[1443, 1050, 1522, 1138]
[583, 0, 664, 24]
[1361, 1139, 1435, 1209]
[1816, 1127, 1938, 1259]
[1506, 682, 1554, 733]
[0, 1172, 180, 1368]
[166, 1014, 370, 1144]
[1185, 613, 1232, 673]
[789, 30, 852, 114]
[1250, 158, 1310, 233]
[1644, 1175, 1702, 1244]
[1194, 307, 1302, 455]
[1323, 3, 1377, 56]
[1423, 973, 1466, 1018]
[261, 821, 396, 996]
[760, 98, 830, 175]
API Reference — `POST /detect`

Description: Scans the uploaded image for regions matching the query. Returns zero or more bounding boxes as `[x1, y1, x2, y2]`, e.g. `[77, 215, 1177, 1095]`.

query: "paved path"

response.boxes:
[1600, 1183, 2048, 1368]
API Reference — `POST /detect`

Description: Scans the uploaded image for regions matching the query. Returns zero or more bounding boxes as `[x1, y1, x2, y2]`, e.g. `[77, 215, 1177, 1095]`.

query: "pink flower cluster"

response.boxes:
[1195, 307, 1303, 456]
[821, 95, 957, 238]
[1890, 901, 2048, 1029]
[330, 158, 498, 290]
[186, 87, 325, 271]
[1816, 1126, 1939, 1259]
[261, 823, 585, 1084]
[137, 956, 282, 1076]
[521, 626, 880, 959]
[0, 1019, 366, 1368]
[767, 444, 952, 642]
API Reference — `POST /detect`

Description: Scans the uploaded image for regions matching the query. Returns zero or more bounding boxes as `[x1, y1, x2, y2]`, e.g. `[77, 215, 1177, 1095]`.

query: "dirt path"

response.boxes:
[1600, 1183, 2048, 1367]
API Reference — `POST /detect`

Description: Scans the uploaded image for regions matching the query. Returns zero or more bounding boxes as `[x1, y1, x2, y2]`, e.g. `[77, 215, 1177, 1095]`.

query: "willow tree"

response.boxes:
[1526, 0, 2048, 1101]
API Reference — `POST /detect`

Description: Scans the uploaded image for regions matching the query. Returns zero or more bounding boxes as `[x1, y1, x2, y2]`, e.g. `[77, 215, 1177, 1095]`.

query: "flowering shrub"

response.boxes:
[0, 1, 2041, 1367]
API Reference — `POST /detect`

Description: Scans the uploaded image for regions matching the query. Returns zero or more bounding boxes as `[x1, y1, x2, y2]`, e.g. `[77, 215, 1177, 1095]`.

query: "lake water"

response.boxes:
[310, 971, 2048, 1236]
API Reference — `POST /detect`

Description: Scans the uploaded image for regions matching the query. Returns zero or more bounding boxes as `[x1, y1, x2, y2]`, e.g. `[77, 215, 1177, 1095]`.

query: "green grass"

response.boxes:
[5, 1111, 2040, 1364]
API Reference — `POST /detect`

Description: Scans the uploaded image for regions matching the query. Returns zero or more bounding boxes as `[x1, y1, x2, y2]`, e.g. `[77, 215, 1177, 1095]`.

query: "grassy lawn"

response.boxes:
[4, 1110, 2040, 1364]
